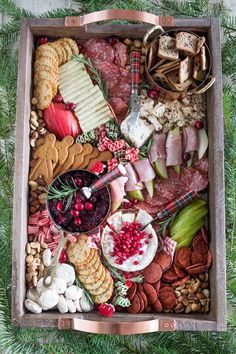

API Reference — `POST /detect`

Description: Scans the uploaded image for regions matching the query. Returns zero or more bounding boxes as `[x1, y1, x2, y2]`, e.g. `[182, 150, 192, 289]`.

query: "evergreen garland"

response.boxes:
[0, 0, 236, 353]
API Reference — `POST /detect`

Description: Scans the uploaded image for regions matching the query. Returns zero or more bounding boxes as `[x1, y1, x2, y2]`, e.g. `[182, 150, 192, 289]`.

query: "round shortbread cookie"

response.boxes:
[34, 79, 53, 110]
[36, 44, 59, 64]
[86, 269, 112, 296]
[78, 262, 103, 285]
[34, 64, 58, 77]
[57, 39, 73, 61]
[74, 248, 98, 268]
[34, 69, 58, 86]
[77, 254, 100, 276]
[67, 234, 90, 265]
[34, 56, 58, 73]
[49, 42, 67, 65]
[83, 266, 106, 293]
[58, 38, 79, 56]
[92, 278, 114, 304]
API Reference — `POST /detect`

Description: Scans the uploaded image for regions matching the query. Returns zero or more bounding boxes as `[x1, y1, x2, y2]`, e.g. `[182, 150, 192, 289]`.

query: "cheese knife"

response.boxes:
[127, 50, 141, 132]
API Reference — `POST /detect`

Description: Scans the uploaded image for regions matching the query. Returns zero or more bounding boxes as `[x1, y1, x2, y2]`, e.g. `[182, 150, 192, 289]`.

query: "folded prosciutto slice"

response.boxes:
[133, 159, 156, 182]
[149, 133, 167, 163]
[110, 176, 128, 211]
[125, 162, 143, 191]
[182, 126, 198, 152]
[166, 127, 182, 166]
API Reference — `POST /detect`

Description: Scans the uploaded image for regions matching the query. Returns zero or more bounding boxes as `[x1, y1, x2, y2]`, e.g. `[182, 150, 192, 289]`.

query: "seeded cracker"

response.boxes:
[158, 35, 179, 61]
[176, 32, 198, 55]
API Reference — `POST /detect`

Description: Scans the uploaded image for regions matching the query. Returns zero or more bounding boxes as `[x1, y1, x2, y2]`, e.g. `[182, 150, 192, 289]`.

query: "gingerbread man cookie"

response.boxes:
[79, 147, 100, 169]
[57, 143, 83, 175]
[54, 136, 74, 176]
[71, 143, 93, 169]
[87, 151, 113, 169]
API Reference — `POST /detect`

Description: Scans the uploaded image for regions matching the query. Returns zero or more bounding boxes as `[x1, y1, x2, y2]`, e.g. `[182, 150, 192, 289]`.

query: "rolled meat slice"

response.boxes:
[166, 127, 182, 167]
[125, 162, 143, 191]
[133, 159, 156, 182]
[110, 176, 128, 211]
[149, 133, 167, 163]
[182, 126, 198, 152]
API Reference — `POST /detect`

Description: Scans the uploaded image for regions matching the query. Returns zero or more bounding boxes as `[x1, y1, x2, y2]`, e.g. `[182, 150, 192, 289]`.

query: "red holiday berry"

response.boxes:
[116, 305, 123, 312]
[107, 36, 118, 45]
[56, 201, 63, 211]
[74, 202, 84, 211]
[125, 280, 133, 288]
[85, 202, 94, 211]
[133, 260, 139, 265]
[75, 178, 83, 186]
[74, 217, 82, 226]
[38, 36, 48, 45]
[195, 120, 204, 129]
[139, 250, 144, 255]
[53, 94, 63, 103]
[65, 102, 76, 112]
[90, 161, 104, 174]
[147, 89, 159, 100]
[59, 250, 67, 263]
[182, 152, 191, 161]
[71, 209, 80, 217]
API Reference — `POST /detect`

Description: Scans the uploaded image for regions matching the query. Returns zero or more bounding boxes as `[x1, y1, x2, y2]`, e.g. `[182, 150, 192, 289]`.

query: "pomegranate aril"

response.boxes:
[74, 202, 84, 211]
[139, 250, 144, 255]
[148, 234, 153, 239]
[145, 239, 149, 244]
[133, 260, 139, 265]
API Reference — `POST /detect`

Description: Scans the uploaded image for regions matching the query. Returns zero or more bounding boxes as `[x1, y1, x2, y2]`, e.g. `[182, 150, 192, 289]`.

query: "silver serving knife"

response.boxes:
[128, 50, 141, 132]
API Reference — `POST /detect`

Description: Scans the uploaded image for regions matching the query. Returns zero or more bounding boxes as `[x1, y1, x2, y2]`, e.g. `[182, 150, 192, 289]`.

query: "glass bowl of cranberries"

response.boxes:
[46, 169, 111, 235]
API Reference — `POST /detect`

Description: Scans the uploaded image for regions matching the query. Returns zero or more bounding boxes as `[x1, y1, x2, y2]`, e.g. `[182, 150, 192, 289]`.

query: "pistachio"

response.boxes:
[196, 292, 206, 300]
[26, 243, 31, 254]
[191, 303, 200, 312]
[30, 249, 37, 256]
[175, 290, 181, 297]
[181, 289, 189, 295]
[32, 275, 38, 287]
[183, 298, 189, 306]
[28, 180, 38, 190]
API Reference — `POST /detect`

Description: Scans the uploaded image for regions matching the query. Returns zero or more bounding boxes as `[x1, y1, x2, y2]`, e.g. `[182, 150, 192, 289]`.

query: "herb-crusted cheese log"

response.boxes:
[58, 56, 113, 132]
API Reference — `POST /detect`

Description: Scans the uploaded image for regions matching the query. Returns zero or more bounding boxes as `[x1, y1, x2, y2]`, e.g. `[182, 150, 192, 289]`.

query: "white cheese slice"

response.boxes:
[107, 211, 123, 233]
[78, 101, 107, 116]
[122, 212, 135, 224]
[59, 60, 84, 74]
[79, 115, 111, 133]
[78, 105, 110, 123]
[135, 209, 153, 226]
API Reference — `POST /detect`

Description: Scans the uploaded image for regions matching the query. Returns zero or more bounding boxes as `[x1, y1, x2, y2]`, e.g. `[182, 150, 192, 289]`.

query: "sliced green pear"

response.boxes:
[127, 190, 144, 202]
[174, 165, 181, 174]
[198, 128, 208, 159]
[144, 180, 154, 198]
[187, 151, 194, 167]
[153, 158, 168, 179]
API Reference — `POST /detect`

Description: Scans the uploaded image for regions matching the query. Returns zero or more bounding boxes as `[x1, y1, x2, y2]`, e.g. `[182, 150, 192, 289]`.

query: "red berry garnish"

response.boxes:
[147, 89, 159, 100]
[75, 178, 83, 186]
[56, 201, 63, 211]
[133, 260, 139, 265]
[74, 217, 82, 226]
[71, 209, 80, 217]
[59, 250, 67, 263]
[38, 37, 48, 45]
[182, 152, 191, 161]
[148, 234, 153, 239]
[53, 94, 63, 103]
[65, 102, 76, 112]
[125, 280, 133, 288]
[74, 202, 84, 211]
[145, 239, 149, 244]
[139, 250, 144, 255]
[107, 36, 118, 45]
[85, 202, 94, 211]
[195, 120, 204, 129]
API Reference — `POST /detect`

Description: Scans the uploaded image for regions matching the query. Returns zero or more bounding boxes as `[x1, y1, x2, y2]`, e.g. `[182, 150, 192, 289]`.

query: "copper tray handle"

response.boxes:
[192, 75, 216, 94]
[58, 317, 176, 334]
[65, 10, 174, 27]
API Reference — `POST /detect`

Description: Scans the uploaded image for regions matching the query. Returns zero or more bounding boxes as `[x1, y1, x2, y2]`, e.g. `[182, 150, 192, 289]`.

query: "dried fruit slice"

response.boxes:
[176, 247, 191, 268]
[143, 263, 162, 283]
[171, 275, 190, 287]
[143, 283, 158, 304]
[154, 251, 172, 271]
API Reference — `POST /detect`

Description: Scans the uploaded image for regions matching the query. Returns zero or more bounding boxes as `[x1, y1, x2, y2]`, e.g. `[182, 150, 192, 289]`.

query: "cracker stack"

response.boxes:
[32, 38, 79, 110]
[67, 235, 114, 304]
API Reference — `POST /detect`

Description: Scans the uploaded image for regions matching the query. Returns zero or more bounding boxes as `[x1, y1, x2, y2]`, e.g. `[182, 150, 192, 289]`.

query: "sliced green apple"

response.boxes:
[127, 190, 144, 202]
[187, 151, 194, 167]
[144, 180, 154, 198]
[198, 128, 208, 159]
[174, 165, 181, 174]
[153, 158, 168, 179]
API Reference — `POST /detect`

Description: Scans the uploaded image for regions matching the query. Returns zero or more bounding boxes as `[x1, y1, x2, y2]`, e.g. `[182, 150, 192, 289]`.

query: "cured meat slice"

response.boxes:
[171, 275, 190, 287]
[96, 62, 122, 90]
[143, 263, 162, 283]
[192, 155, 208, 174]
[113, 41, 127, 67]
[109, 79, 131, 105]
[154, 251, 172, 271]
[108, 97, 128, 123]
[133, 159, 156, 183]
[182, 126, 198, 152]
[158, 290, 176, 310]
[179, 167, 208, 192]
[176, 247, 191, 268]
[149, 133, 167, 163]
[153, 299, 162, 312]
[125, 162, 143, 191]
[162, 266, 179, 282]
[82, 38, 115, 65]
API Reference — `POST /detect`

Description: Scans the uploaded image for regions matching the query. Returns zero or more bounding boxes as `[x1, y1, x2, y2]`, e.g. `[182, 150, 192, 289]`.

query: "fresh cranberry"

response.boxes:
[107, 36, 118, 45]
[53, 94, 63, 103]
[85, 202, 94, 211]
[116, 305, 123, 312]
[65, 102, 76, 111]
[182, 152, 191, 161]
[74, 217, 82, 226]
[56, 201, 63, 211]
[75, 178, 83, 187]
[59, 250, 67, 263]
[74, 202, 84, 211]
[147, 89, 159, 100]
[195, 120, 204, 129]
[71, 209, 80, 217]
[38, 37, 48, 45]
[133, 260, 139, 265]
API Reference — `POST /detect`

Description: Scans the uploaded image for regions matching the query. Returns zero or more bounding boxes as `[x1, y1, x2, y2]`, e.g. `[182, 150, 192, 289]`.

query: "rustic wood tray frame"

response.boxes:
[12, 16, 226, 333]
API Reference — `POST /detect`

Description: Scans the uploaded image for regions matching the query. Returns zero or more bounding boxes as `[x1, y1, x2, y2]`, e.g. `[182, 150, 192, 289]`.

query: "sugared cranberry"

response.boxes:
[65, 102, 76, 111]
[75, 178, 83, 187]
[56, 201, 63, 211]
[133, 260, 139, 265]
[182, 152, 191, 161]
[71, 209, 80, 217]
[74, 202, 84, 211]
[59, 250, 67, 263]
[85, 202, 94, 211]
[74, 217, 82, 226]
[107, 36, 118, 45]
[53, 94, 63, 103]
[147, 89, 159, 100]
[195, 120, 204, 129]
[38, 37, 48, 45]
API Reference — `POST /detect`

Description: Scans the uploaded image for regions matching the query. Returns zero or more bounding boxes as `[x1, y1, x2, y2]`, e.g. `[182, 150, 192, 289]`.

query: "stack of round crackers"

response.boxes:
[32, 38, 79, 110]
[67, 234, 114, 304]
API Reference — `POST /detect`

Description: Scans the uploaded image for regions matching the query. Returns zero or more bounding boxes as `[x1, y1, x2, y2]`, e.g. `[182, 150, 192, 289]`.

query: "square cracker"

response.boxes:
[200, 45, 208, 71]
[166, 70, 192, 92]
[158, 35, 179, 61]
[179, 56, 193, 84]
[176, 32, 198, 55]
[193, 53, 206, 81]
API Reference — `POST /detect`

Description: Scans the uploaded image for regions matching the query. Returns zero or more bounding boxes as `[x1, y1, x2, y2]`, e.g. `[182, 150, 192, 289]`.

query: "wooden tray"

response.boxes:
[12, 10, 226, 333]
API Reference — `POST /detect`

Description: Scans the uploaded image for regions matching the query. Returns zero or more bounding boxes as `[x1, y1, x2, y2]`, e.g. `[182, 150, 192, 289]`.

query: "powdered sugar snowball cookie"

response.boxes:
[38, 289, 59, 310]
[27, 288, 40, 303]
[80, 296, 94, 312]
[74, 298, 82, 312]
[101, 209, 158, 272]
[56, 263, 75, 286]
[25, 299, 42, 314]
[57, 295, 68, 314]
[42, 248, 52, 267]
[65, 285, 83, 300]
[66, 298, 76, 313]
[51, 277, 67, 294]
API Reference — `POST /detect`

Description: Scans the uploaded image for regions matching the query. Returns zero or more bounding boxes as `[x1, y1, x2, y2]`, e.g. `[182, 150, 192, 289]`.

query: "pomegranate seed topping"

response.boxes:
[145, 239, 149, 244]
[74, 202, 84, 211]
[139, 250, 144, 255]
[195, 120, 204, 129]
[38, 37, 48, 45]
[148, 234, 153, 239]
[71, 209, 80, 217]
[133, 260, 139, 265]
[56, 201, 63, 211]
[85, 202, 94, 211]
[53, 94, 63, 103]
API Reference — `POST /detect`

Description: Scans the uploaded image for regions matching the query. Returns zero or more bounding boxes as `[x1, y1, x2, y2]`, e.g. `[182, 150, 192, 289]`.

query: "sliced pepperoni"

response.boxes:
[162, 265, 179, 282]
[174, 263, 186, 278]
[113, 41, 127, 67]
[152, 299, 162, 312]
[127, 282, 137, 301]
[143, 283, 158, 304]
[171, 275, 190, 287]
[159, 290, 176, 310]
[82, 38, 115, 65]
[176, 247, 192, 268]
[192, 235, 208, 255]
[143, 263, 162, 284]
[186, 263, 208, 275]
[191, 250, 207, 266]
[154, 251, 172, 271]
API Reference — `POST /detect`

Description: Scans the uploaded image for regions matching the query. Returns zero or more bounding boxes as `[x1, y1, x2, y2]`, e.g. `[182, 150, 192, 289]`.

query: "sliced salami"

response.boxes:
[108, 97, 128, 123]
[113, 41, 127, 67]
[96, 62, 122, 90]
[109, 79, 131, 105]
[82, 38, 115, 65]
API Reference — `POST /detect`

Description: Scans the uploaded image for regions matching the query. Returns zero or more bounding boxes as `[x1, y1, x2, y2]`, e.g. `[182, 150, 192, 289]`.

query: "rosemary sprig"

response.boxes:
[103, 256, 143, 284]
[47, 176, 78, 211]
[157, 211, 178, 237]
[72, 54, 108, 99]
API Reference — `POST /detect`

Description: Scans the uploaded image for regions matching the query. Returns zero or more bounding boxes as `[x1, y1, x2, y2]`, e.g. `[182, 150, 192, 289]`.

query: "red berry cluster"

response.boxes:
[109, 221, 153, 266]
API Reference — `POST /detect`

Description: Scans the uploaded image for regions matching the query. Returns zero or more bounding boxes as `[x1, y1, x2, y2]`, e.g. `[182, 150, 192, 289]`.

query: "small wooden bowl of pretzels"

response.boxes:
[144, 26, 215, 99]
